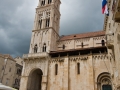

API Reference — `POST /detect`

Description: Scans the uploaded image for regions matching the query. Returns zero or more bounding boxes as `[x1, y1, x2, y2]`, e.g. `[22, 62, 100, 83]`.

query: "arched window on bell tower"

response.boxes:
[48, 0, 52, 4]
[41, 0, 45, 6]
[46, 18, 50, 28]
[42, 43, 46, 52]
[39, 19, 42, 29]
[34, 44, 38, 53]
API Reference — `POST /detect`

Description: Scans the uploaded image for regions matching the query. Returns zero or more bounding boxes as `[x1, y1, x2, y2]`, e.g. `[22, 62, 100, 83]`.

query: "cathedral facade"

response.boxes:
[20, 0, 113, 90]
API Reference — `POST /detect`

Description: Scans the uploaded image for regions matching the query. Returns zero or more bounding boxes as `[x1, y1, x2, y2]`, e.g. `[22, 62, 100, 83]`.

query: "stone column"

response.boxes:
[19, 76, 28, 90]
[41, 76, 47, 90]
[63, 57, 69, 90]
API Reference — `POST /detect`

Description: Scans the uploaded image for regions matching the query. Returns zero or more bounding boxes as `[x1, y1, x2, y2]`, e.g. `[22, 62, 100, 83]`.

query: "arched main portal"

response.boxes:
[27, 69, 43, 90]
[97, 72, 112, 90]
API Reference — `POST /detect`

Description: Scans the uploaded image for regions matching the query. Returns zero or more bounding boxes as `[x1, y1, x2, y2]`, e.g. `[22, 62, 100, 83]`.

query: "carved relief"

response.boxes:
[23, 59, 47, 76]
[69, 56, 88, 61]
[50, 58, 64, 63]
[75, 38, 90, 43]
[93, 36, 106, 41]
[93, 54, 109, 60]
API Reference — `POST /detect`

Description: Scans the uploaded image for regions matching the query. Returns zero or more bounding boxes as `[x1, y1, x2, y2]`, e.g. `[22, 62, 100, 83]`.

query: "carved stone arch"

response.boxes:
[73, 58, 76, 61]
[97, 72, 112, 90]
[95, 37, 97, 40]
[95, 56, 97, 59]
[28, 68, 43, 76]
[27, 68, 43, 90]
[98, 56, 100, 59]
[101, 36, 105, 40]
[76, 57, 78, 60]
[103, 55, 105, 59]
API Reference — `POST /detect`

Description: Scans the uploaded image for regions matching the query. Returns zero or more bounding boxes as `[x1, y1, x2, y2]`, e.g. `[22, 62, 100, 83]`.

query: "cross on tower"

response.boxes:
[58, 44, 66, 50]
[77, 42, 88, 48]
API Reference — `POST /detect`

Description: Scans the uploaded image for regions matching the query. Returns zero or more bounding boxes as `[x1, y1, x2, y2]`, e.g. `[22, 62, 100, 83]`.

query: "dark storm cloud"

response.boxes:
[0, 0, 38, 57]
[0, 0, 105, 57]
[60, 0, 105, 35]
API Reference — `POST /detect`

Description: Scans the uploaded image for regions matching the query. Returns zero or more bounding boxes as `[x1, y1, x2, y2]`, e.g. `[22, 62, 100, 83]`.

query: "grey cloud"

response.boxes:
[0, 0, 105, 57]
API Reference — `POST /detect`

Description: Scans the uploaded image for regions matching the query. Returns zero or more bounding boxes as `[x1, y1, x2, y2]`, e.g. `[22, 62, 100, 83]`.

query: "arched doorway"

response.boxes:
[97, 72, 112, 90]
[27, 69, 43, 90]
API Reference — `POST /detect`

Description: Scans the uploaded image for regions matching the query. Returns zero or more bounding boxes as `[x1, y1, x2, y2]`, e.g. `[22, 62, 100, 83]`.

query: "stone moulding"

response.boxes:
[50, 58, 64, 63]
[69, 56, 88, 61]
[92, 54, 109, 60]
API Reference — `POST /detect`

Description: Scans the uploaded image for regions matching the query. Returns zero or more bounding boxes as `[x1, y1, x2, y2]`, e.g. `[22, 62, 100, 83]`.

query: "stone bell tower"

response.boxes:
[20, 0, 61, 90]
[29, 0, 61, 53]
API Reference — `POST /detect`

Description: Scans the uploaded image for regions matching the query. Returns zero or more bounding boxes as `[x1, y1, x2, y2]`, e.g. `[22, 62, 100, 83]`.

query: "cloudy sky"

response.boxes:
[0, 0, 105, 57]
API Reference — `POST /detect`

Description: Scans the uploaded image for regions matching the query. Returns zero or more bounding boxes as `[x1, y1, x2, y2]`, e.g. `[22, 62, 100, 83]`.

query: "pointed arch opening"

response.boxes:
[41, 0, 45, 6]
[39, 19, 42, 29]
[48, 0, 52, 4]
[101, 40, 105, 46]
[27, 69, 43, 90]
[42, 43, 46, 52]
[34, 44, 38, 53]
[46, 18, 50, 27]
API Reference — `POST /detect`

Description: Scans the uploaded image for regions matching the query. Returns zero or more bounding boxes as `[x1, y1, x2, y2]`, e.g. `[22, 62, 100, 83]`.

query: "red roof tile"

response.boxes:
[59, 31, 105, 41]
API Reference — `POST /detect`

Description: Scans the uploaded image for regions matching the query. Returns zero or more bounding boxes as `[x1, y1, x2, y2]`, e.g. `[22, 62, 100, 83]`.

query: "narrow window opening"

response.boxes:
[43, 0, 45, 5]
[48, 0, 50, 4]
[43, 43, 46, 52]
[63, 44, 65, 50]
[41, 0, 45, 6]
[48, 0, 52, 4]
[34, 44, 38, 53]
[41, 1, 43, 6]
[81, 42, 84, 48]
[77, 63, 80, 74]
[101, 40, 105, 46]
[46, 18, 50, 27]
[39, 19, 42, 29]
[55, 64, 58, 75]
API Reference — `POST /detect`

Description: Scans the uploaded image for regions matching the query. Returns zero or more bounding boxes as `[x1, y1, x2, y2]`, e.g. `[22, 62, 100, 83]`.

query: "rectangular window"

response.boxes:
[77, 63, 80, 74]
[55, 64, 58, 75]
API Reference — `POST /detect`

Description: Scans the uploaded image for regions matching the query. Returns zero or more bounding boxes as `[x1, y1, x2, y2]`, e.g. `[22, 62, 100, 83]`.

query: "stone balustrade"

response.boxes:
[23, 52, 49, 59]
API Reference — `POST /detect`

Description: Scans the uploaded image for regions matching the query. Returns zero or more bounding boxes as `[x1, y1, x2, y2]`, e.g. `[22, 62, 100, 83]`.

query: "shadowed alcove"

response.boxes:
[27, 69, 43, 90]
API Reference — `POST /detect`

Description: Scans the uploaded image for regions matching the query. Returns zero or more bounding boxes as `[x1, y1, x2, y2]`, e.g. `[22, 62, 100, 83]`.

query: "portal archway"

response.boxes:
[97, 72, 112, 90]
[27, 68, 43, 90]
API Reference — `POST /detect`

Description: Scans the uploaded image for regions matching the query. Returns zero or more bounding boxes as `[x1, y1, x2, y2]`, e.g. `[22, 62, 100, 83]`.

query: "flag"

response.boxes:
[102, 0, 109, 15]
